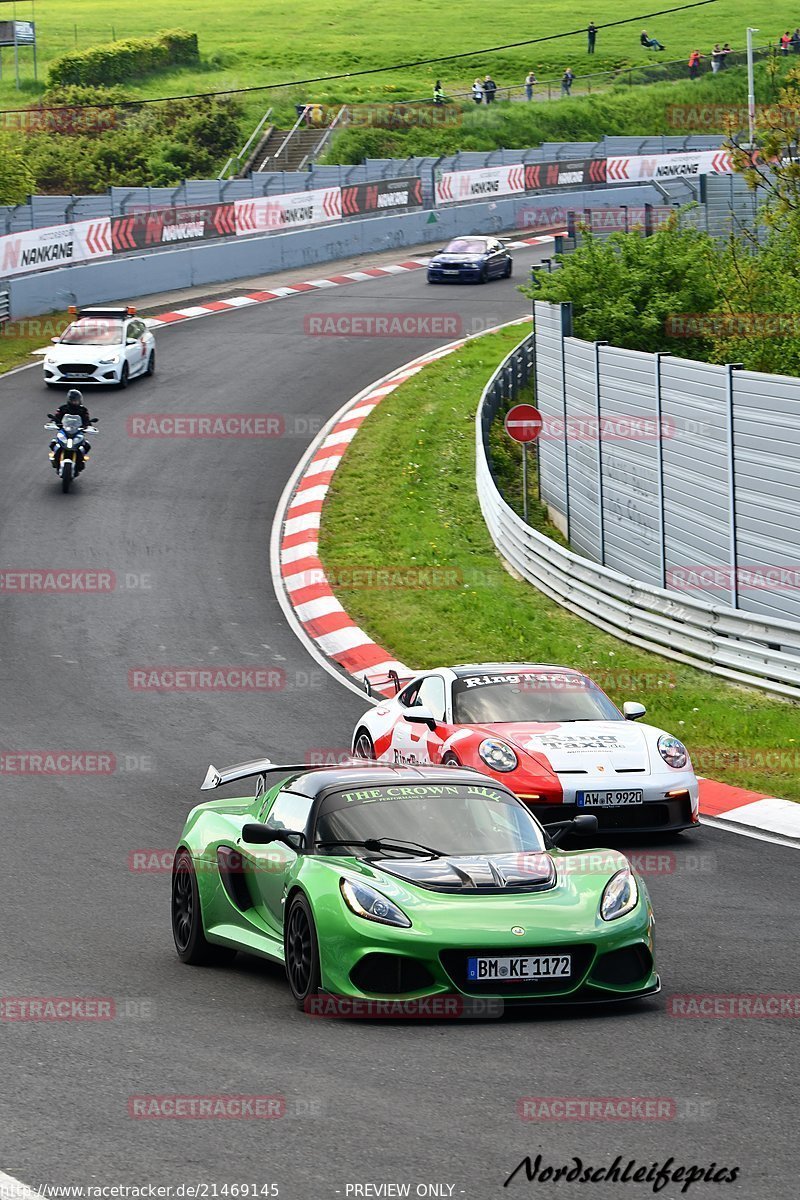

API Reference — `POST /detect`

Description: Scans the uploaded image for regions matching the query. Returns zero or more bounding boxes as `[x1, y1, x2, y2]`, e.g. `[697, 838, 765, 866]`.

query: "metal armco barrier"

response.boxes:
[0, 140, 735, 283]
[475, 330, 800, 701]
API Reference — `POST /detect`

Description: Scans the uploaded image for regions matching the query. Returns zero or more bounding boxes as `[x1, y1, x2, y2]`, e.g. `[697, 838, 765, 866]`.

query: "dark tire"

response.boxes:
[284, 892, 322, 1009]
[504, 258, 513, 278]
[442, 752, 461, 767]
[61, 461, 73, 494]
[118, 362, 129, 390]
[479, 264, 489, 284]
[352, 728, 376, 759]
[171, 848, 237, 966]
[146, 351, 156, 377]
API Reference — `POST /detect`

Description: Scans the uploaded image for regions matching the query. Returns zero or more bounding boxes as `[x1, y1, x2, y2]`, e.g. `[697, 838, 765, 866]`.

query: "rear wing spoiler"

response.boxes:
[363, 669, 414, 699]
[200, 755, 414, 793]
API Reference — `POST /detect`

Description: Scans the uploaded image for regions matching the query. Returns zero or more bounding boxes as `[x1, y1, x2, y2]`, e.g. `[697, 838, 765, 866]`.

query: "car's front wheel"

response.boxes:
[171, 849, 236, 966]
[479, 264, 489, 284]
[146, 351, 156, 377]
[504, 258, 513, 278]
[118, 363, 129, 389]
[284, 893, 322, 1009]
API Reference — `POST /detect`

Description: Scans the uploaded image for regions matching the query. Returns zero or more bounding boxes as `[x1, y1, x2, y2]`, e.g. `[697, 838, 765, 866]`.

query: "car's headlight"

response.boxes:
[600, 868, 639, 921]
[658, 734, 688, 769]
[99, 355, 120, 364]
[478, 738, 518, 772]
[340, 878, 411, 927]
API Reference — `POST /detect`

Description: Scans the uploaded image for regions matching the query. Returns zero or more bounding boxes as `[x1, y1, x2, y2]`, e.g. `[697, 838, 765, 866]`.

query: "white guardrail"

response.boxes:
[475, 331, 800, 701]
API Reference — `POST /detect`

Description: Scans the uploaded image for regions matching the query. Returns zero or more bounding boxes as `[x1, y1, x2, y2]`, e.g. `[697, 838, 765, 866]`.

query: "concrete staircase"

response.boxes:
[247, 127, 324, 175]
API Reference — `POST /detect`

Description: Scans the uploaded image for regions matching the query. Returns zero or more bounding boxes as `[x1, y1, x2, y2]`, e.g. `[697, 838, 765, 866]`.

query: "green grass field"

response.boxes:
[318, 326, 800, 802]
[1, 0, 797, 119]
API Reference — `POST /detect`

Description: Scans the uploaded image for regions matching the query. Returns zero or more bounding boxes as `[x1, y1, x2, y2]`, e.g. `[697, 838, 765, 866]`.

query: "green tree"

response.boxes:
[0, 133, 35, 205]
[521, 219, 722, 358]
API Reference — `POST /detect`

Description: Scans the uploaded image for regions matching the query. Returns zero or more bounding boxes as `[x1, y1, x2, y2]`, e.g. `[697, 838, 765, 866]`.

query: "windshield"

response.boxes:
[453, 672, 623, 723]
[444, 239, 487, 254]
[315, 781, 546, 857]
[60, 414, 83, 433]
[60, 319, 123, 347]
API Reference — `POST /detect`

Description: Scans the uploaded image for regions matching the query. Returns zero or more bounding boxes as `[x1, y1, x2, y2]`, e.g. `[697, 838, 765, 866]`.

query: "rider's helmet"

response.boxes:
[66, 389, 83, 406]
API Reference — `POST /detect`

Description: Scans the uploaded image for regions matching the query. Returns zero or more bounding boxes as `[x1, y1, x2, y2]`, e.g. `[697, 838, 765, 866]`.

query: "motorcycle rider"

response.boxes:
[50, 388, 93, 472]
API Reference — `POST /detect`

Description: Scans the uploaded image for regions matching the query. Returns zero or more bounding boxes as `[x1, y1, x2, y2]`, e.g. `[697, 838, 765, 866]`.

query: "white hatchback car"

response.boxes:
[44, 306, 156, 389]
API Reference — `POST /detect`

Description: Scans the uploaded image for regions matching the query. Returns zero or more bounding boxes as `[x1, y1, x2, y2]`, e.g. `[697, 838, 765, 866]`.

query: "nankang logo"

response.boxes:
[21, 242, 74, 266]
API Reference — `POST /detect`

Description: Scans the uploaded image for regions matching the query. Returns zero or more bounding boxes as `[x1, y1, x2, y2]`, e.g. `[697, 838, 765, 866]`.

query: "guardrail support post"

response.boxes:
[561, 302, 573, 541]
[655, 352, 666, 587]
[726, 363, 744, 609]
[595, 340, 608, 563]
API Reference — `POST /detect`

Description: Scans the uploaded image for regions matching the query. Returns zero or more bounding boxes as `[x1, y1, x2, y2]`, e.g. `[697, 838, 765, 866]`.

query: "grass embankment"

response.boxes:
[1, 0, 796, 120]
[318, 326, 800, 801]
[0, 313, 68, 375]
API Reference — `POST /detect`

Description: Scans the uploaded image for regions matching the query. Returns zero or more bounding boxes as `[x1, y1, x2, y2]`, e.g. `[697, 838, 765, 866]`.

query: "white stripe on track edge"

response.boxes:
[0, 1171, 48, 1200]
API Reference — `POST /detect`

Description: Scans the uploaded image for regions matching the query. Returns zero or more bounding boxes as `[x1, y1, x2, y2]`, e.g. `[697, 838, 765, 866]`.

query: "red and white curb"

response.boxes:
[271, 327, 800, 846]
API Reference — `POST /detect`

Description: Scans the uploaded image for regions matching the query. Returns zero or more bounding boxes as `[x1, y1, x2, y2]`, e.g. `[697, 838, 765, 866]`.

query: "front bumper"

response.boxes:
[529, 792, 697, 833]
[319, 895, 657, 1004]
[44, 363, 121, 385]
[427, 263, 484, 282]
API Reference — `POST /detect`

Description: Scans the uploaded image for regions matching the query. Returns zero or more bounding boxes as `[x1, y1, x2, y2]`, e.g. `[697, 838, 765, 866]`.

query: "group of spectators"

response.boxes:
[779, 29, 800, 53]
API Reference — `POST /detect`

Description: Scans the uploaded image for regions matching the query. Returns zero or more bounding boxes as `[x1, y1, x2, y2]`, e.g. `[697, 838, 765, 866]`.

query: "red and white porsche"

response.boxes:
[352, 663, 699, 833]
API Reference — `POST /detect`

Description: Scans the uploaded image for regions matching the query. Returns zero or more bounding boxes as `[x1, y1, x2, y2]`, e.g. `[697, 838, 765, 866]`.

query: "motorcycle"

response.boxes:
[44, 413, 99, 493]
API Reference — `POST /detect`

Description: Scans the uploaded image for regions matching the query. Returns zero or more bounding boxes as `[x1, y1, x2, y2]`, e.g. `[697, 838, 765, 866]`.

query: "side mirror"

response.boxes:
[51, 336, 60, 344]
[543, 813, 598, 846]
[404, 706, 437, 729]
[241, 823, 303, 849]
[623, 701, 647, 721]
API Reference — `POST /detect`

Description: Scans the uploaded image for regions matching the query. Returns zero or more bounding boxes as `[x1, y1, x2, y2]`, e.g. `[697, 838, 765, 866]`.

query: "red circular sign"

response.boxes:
[504, 403, 542, 444]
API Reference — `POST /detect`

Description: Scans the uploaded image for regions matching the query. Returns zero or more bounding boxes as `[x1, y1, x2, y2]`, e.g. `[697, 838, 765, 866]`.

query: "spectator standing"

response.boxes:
[483, 74, 497, 103]
[587, 22, 597, 54]
[780, 30, 791, 55]
[688, 49, 704, 79]
[641, 29, 666, 51]
[720, 42, 732, 67]
[433, 80, 444, 105]
[472, 78, 483, 104]
[561, 67, 574, 96]
[525, 70, 536, 101]
[711, 44, 723, 73]
[792, 28, 800, 53]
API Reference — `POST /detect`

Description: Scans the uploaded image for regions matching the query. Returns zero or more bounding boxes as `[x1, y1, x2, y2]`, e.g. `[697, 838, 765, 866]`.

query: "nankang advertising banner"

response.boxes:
[340, 177, 424, 216]
[111, 204, 236, 252]
[0, 219, 111, 278]
[606, 149, 733, 182]
[525, 159, 608, 190]
[435, 165, 525, 204]
[235, 188, 342, 235]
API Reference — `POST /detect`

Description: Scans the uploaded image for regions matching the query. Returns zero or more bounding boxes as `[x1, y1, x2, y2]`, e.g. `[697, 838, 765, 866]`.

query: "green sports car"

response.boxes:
[171, 760, 659, 1011]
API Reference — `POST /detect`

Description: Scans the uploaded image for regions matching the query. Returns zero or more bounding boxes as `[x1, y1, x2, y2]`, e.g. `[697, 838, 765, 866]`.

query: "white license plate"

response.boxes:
[577, 790, 644, 806]
[467, 954, 571, 982]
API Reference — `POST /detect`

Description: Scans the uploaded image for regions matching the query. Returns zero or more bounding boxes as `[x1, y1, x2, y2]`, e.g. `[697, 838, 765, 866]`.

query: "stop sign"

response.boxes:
[504, 403, 542, 443]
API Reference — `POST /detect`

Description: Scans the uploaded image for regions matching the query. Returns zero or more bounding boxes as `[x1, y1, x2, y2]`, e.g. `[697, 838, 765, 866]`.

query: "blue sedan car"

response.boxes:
[427, 236, 513, 284]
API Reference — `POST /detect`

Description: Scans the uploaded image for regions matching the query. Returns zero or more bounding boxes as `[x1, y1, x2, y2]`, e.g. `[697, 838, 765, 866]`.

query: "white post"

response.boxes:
[747, 27, 759, 148]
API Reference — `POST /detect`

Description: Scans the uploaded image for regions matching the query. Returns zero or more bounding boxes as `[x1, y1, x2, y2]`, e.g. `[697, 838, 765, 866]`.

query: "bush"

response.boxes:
[48, 30, 198, 88]
[0, 133, 35, 205]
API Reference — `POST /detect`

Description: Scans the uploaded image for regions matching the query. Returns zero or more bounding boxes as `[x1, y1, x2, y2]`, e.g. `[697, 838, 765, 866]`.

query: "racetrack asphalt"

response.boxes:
[0, 244, 797, 1199]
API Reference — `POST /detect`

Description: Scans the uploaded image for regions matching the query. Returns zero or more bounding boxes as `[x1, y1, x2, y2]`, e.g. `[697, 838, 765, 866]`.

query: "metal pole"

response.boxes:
[747, 27, 759, 147]
[522, 444, 529, 524]
[655, 353, 666, 588]
[725, 363, 744, 609]
[13, 0, 19, 90]
[595, 341, 608, 562]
